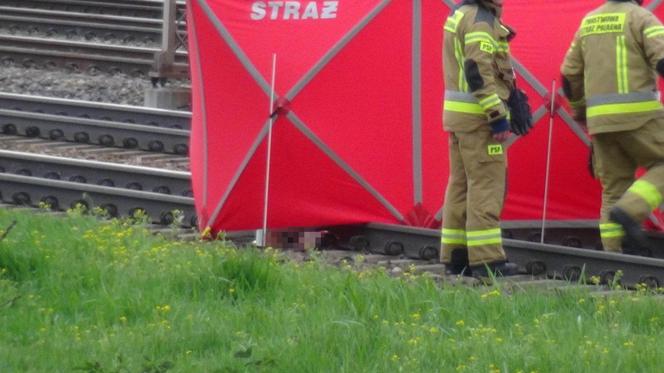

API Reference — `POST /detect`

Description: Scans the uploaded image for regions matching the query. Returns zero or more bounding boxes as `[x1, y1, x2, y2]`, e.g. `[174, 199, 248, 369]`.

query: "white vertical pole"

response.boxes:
[260, 53, 277, 247]
[541, 80, 557, 244]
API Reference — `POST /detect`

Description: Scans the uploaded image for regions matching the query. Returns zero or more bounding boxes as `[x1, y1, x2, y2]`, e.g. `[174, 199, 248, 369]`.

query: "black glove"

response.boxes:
[507, 88, 533, 136]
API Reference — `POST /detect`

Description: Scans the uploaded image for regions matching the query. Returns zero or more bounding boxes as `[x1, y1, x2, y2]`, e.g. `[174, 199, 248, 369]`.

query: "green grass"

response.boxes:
[0, 208, 663, 372]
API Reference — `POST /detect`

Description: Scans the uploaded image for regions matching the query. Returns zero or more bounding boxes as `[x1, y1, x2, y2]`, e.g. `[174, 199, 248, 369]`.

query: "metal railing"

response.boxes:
[151, 0, 189, 84]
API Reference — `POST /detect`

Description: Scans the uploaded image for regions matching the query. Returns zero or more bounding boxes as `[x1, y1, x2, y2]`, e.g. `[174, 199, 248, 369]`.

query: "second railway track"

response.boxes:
[0, 92, 190, 128]
[0, 92, 191, 155]
[0, 34, 188, 76]
[3, 0, 187, 19]
[0, 149, 195, 226]
[0, 5, 186, 44]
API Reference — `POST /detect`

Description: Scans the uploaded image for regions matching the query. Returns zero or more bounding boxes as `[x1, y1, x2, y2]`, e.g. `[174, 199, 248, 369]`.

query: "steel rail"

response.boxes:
[76, 0, 187, 8]
[0, 149, 191, 197]
[0, 109, 190, 155]
[0, 172, 195, 226]
[0, 92, 190, 129]
[328, 223, 664, 288]
[0, 34, 188, 76]
[0, 135, 190, 172]
[4, 0, 186, 19]
[0, 6, 186, 43]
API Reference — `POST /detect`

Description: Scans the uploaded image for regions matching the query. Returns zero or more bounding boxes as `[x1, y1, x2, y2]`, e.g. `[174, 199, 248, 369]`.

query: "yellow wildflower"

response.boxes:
[481, 289, 501, 299]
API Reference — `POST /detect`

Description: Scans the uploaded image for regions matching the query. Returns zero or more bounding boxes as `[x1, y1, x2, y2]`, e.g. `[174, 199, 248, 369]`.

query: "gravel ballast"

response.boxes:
[0, 66, 190, 108]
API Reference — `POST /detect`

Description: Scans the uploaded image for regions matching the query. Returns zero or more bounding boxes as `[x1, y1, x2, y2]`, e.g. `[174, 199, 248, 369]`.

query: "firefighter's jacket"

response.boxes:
[561, 1, 664, 135]
[443, 2, 515, 132]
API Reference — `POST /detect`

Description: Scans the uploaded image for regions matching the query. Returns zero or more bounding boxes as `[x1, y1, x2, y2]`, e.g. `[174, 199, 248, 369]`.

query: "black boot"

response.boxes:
[471, 261, 519, 278]
[445, 248, 472, 276]
[609, 207, 650, 252]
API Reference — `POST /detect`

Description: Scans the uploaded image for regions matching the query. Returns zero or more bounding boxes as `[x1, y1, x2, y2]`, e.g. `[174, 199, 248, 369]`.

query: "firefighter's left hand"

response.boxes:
[492, 130, 511, 143]
[490, 118, 510, 142]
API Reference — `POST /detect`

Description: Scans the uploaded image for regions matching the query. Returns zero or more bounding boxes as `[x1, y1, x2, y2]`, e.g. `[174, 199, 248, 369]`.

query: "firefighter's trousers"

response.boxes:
[441, 127, 507, 267]
[593, 119, 664, 252]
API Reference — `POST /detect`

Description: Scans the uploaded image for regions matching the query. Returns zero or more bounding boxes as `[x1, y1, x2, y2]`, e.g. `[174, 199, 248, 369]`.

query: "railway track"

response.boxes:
[0, 144, 662, 291]
[0, 6, 186, 44]
[0, 34, 188, 76]
[0, 193, 647, 296]
[0, 136, 190, 171]
[0, 92, 191, 155]
[0, 92, 190, 128]
[0, 149, 195, 227]
[322, 223, 664, 289]
[3, 0, 186, 19]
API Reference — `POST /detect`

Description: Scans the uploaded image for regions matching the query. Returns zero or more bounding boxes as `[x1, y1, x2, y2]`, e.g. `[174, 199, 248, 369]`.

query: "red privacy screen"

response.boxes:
[187, 0, 664, 232]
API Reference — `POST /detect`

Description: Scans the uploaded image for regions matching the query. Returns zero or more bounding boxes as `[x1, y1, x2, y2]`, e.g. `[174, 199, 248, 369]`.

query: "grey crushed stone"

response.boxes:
[0, 136, 190, 172]
[0, 66, 189, 108]
[0, 26, 160, 48]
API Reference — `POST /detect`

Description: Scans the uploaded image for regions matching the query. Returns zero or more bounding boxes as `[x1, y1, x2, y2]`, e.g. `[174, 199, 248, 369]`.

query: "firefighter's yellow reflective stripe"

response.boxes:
[441, 228, 467, 245]
[467, 237, 502, 246]
[497, 42, 509, 53]
[454, 38, 468, 92]
[442, 237, 467, 245]
[599, 223, 625, 238]
[580, 13, 625, 37]
[465, 32, 498, 54]
[467, 228, 502, 247]
[616, 36, 628, 94]
[465, 32, 496, 42]
[465, 32, 497, 45]
[466, 228, 501, 237]
[443, 100, 484, 115]
[479, 94, 502, 110]
[601, 232, 624, 239]
[600, 223, 622, 230]
[444, 21, 456, 33]
[586, 100, 662, 117]
[444, 10, 465, 33]
[645, 25, 664, 38]
[627, 180, 663, 210]
[646, 30, 664, 38]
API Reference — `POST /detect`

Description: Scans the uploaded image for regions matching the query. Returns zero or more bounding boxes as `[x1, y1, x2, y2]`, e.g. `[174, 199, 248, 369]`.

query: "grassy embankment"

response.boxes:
[0, 207, 663, 372]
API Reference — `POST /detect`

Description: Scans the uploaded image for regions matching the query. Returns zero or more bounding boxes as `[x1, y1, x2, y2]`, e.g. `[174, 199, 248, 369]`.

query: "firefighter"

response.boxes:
[561, 0, 664, 252]
[441, 0, 520, 277]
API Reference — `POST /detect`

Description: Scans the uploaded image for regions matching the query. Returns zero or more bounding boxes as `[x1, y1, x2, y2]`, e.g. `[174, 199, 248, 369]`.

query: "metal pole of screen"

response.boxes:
[541, 80, 557, 244]
[259, 54, 277, 247]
